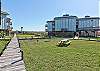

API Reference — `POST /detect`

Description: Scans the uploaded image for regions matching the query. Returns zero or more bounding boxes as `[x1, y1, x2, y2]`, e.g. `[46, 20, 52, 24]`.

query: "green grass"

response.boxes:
[97, 37, 100, 40]
[0, 40, 9, 53]
[17, 34, 33, 38]
[20, 38, 100, 71]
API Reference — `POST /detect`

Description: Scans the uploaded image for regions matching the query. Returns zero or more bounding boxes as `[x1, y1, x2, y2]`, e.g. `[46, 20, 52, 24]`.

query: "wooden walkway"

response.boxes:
[0, 36, 26, 71]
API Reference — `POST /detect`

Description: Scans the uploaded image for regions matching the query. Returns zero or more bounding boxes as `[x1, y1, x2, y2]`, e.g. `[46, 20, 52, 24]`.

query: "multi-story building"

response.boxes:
[46, 14, 78, 37]
[46, 21, 55, 36]
[0, 11, 13, 36]
[54, 15, 77, 32]
[45, 14, 100, 37]
[78, 16, 100, 37]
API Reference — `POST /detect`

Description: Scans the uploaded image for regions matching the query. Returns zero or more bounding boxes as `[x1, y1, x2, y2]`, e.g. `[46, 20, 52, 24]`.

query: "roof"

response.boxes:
[1, 11, 9, 15]
[47, 21, 55, 23]
[54, 16, 78, 20]
[78, 17, 100, 20]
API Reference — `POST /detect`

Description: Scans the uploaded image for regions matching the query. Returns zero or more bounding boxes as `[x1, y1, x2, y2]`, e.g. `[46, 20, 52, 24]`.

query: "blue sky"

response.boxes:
[1, 0, 100, 31]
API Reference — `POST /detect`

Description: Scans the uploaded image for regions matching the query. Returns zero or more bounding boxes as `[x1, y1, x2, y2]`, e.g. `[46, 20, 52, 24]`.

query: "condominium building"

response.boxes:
[46, 21, 55, 32]
[54, 15, 77, 32]
[0, 11, 13, 36]
[78, 16, 100, 37]
[45, 14, 100, 37]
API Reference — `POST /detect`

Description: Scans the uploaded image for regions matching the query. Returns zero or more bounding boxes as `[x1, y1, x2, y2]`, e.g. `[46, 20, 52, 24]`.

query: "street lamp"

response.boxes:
[21, 27, 23, 33]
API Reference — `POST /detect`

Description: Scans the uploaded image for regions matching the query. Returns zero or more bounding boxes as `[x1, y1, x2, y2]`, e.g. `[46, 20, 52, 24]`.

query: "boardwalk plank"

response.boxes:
[0, 36, 26, 71]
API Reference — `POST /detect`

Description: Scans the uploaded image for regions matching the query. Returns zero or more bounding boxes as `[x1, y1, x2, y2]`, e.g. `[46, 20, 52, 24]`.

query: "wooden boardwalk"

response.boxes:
[0, 36, 26, 71]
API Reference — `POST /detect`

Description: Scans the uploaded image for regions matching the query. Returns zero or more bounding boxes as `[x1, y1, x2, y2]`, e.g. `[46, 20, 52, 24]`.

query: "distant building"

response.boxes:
[54, 16, 77, 32]
[45, 14, 100, 37]
[78, 16, 100, 37]
[46, 21, 55, 36]
[0, 11, 13, 36]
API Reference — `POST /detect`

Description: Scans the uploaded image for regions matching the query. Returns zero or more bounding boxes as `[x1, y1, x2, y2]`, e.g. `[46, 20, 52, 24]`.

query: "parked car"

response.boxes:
[57, 39, 71, 47]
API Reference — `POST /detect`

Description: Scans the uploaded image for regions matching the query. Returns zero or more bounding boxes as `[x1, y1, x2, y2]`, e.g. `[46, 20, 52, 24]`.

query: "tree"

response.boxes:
[0, 31, 5, 38]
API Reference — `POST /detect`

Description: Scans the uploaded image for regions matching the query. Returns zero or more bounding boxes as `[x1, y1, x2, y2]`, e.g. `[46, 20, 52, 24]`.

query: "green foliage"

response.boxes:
[0, 31, 5, 38]
[97, 37, 100, 41]
[20, 39, 100, 71]
[17, 33, 48, 39]
[0, 40, 8, 53]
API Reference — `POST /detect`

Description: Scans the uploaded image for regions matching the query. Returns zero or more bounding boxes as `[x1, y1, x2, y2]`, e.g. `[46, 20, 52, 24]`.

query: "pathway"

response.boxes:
[0, 35, 26, 71]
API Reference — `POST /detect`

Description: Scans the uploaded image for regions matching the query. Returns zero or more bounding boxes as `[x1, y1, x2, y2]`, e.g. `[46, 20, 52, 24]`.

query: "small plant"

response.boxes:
[97, 36, 100, 42]
[0, 31, 5, 38]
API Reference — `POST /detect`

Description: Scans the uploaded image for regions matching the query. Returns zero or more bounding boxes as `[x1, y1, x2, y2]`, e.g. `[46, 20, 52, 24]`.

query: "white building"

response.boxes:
[78, 16, 100, 37]
[46, 14, 78, 37]
[54, 15, 77, 32]
[1, 11, 9, 30]
[78, 16, 100, 29]
[0, 11, 13, 36]
[46, 14, 100, 37]
[46, 21, 55, 32]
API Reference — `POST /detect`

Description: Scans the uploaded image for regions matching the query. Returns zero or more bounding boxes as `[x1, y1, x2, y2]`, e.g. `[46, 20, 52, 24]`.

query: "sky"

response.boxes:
[1, 0, 100, 31]
[99, 0, 100, 16]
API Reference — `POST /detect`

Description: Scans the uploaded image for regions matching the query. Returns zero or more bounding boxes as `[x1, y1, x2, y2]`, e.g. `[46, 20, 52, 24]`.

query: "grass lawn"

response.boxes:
[20, 38, 100, 71]
[17, 34, 33, 38]
[0, 40, 9, 53]
[97, 37, 100, 41]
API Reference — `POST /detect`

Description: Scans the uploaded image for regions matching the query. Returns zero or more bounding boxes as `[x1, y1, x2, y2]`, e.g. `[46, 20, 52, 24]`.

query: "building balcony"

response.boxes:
[78, 27, 100, 31]
[0, 29, 7, 31]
